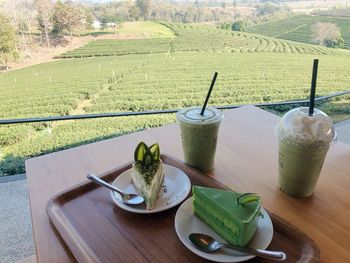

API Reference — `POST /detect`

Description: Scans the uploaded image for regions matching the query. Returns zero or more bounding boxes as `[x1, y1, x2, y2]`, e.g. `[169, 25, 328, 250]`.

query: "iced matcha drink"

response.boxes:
[277, 107, 335, 197]
[176, 107, 223, 172]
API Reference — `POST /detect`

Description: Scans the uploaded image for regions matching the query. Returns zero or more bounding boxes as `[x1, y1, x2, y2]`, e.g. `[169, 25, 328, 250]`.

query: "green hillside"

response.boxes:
[247, 15, 350, 49]
[58, 38, 172, 58]
[1, 22, 350, 176]
[313, 8, 350, 18]
[59, 23, 346, 58]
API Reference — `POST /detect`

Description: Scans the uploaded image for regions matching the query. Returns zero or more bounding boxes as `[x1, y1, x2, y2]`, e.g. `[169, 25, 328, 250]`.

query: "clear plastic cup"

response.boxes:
[176, 106, 223, 172]
[276, 107, 336, 197]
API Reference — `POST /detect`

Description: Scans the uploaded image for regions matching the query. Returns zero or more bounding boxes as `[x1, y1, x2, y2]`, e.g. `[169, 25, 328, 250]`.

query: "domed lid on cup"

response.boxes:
[277, 107, 335, 144]
[176, 106, 223, 125]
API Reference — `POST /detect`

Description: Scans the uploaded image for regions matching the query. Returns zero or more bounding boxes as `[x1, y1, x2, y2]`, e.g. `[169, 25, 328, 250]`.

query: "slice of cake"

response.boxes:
[131, 142, 164, 210]
[192, 186, 262, 246]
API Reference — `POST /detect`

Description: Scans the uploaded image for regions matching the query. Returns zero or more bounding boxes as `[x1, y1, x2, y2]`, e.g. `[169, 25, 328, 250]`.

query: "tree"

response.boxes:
[232, 21, 245, 31]
[151, 10, 157, 21]
[1, 0, 37, 55]
[0, 13, 19, 70]
[136, 0, 151, 20]
[232, 0, 237, 9]
[256, 2, 281, 17]
[85, 10, 94, 30]
[311, 22, 344, 48]
[129, 5, 140, 21]
[35, 0, 54, 48]
[52, 1, 84, 39]
[194, 0, 202, 22]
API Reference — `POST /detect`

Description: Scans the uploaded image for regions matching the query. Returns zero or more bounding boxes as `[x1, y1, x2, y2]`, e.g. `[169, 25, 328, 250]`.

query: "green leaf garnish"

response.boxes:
[134, 142, 146, 162]
[149, 143, 160, 161]
[237, 193, 260, 205]
[134, 141, 161, 166]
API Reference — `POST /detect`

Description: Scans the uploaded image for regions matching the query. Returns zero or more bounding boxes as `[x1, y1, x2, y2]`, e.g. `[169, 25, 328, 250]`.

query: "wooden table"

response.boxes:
[26, 106, 350, 263]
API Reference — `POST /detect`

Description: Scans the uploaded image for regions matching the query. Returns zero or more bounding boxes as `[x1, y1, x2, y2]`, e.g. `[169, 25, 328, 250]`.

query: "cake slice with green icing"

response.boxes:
[131, 142, 164, 210]
[193, 186, 262, 246]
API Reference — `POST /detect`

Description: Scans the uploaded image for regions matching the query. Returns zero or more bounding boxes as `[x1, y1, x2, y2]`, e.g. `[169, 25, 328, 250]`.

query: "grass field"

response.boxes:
[117, 21, 175, 37]
[247, 15, 350, 49]
[78, 21, 175, 37]
[1, 21, 350, 176]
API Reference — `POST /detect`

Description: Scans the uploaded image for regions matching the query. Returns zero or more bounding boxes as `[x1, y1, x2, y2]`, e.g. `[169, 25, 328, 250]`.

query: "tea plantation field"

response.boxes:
[1, 22, 350, 176]
[59, 23, 345, 58]
[247, 15, 350, 49]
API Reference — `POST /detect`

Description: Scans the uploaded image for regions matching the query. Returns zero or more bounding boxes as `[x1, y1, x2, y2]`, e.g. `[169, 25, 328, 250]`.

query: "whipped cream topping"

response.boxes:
[277, 107, 334, 144]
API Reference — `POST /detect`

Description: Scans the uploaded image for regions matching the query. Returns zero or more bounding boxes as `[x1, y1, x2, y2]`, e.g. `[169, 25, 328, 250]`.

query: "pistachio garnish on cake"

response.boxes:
[131, 142, 164, 210]
[192, 186, 262, 246]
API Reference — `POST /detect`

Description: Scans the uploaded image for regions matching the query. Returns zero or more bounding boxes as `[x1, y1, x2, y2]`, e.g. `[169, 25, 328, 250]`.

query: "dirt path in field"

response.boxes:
[69, 99, 94, 115]
[49, 85, 114, 129]
[68, 84, 109, 116]
[68, 60, 150, 116]
[273, 23, 309, 38]
[48, 84, 112, 128]
[49, 60, 150, 129]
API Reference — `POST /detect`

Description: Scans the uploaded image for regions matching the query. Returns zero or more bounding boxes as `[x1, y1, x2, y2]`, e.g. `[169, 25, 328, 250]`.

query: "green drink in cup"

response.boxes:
[176, 106, 223, 172]
[277, 107, 335, 197]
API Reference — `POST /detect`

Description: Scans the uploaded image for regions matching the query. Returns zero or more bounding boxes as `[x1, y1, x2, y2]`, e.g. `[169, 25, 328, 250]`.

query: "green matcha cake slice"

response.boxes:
[131, 142, 164, 210]
[192, 186, 261, 246]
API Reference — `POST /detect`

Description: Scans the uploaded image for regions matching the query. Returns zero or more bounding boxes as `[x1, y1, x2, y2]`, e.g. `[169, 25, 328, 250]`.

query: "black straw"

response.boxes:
[201, 72, 218, 115]
[309, 59, 319, 116]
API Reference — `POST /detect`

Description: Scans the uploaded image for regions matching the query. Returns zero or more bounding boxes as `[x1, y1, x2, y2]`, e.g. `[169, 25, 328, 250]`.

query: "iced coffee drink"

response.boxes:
[277, 107, 335, 197]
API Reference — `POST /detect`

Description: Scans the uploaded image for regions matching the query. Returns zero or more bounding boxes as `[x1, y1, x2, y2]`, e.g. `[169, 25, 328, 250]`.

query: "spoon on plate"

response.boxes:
[87, 173, 144, 205]
[189, 233, 286, 261]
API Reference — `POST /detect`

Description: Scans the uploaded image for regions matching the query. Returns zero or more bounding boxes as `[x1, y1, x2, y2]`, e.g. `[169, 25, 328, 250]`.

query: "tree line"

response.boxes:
[0, 0, 93, 69]
[91, 0, 291, 25]
[93, 0, 237, 25]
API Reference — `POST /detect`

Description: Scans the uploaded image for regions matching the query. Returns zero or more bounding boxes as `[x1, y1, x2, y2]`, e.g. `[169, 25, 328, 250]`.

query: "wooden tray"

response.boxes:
[47, 154, 320, 263]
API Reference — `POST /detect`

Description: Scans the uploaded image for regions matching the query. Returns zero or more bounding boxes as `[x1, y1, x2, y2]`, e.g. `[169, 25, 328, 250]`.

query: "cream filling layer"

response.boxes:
[131, 160, 164, 210]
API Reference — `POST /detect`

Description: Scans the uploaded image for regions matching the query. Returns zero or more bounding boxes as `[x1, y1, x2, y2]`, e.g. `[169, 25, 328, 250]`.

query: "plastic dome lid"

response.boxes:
[277, 107, 334, 144]
[176, 106, 223, 124]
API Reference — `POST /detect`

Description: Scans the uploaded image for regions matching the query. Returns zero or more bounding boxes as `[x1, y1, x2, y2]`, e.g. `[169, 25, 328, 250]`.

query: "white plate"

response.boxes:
[110, 164, 191, 214]
[175, 197, 273, 262]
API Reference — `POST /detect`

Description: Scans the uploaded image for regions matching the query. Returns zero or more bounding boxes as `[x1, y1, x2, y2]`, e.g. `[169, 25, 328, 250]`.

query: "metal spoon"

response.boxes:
[189, 233, 286, 261]
[87, 173, 144, 205]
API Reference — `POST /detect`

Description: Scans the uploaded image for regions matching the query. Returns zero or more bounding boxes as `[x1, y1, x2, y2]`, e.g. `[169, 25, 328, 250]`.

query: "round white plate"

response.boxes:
[110, 164, 191, 214]
[175, 197, 273, 262]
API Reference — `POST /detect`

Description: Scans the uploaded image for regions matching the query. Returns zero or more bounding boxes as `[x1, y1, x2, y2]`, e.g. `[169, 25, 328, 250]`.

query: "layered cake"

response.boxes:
[131, 142, 164, 210]
[192, 186, 262, 246]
